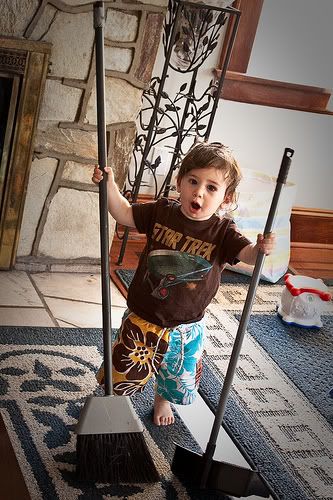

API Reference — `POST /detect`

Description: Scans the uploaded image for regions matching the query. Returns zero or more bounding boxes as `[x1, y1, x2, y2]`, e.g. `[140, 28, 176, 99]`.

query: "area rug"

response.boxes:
[115, 268, 333, 500]
[0, 326, 231, 500]
[202, 279, 333, 500]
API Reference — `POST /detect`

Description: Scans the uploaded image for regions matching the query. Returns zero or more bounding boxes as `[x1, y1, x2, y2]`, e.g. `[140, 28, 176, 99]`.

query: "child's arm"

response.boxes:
[237, 233, 276, 265]
[92, 165, 136, 228]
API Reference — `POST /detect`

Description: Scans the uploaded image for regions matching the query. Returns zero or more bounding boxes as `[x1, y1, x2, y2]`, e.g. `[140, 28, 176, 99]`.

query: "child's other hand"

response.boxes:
[92, 165, 113, 184]
[257, 232, 276, 255]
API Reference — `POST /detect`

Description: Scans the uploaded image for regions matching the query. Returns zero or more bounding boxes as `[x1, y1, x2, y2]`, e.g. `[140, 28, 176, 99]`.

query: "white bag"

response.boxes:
[225, 168, 297, 283]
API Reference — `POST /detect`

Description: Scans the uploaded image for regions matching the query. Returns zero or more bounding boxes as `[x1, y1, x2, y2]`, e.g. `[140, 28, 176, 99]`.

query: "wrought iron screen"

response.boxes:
[117, 0, 240, 264]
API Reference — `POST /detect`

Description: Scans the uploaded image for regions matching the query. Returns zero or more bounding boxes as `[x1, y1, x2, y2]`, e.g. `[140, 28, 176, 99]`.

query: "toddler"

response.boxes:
[92, 142, 275, 425]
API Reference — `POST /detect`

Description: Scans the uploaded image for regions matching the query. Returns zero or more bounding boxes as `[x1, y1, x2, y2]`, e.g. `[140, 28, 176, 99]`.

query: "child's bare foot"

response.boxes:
[153, 393, 175, 426]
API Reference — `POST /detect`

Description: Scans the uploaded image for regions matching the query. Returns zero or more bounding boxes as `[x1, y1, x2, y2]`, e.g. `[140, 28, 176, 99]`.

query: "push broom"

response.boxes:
[75, 1, 160, 483]
[172, 147, 294, 497]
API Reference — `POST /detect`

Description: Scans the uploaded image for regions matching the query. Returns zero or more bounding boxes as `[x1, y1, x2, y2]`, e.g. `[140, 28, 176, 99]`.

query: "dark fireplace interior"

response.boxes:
[0, 75, 19, 214]
[0, 77, 12, 154]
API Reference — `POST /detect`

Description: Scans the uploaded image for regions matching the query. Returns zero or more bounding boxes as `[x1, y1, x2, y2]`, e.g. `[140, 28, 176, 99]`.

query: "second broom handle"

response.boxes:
[201, 147, 294, 488]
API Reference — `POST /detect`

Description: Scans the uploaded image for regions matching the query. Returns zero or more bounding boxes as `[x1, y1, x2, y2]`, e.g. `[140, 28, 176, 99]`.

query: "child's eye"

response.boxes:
[189, 178, 197, 185]
[207, 184, 217, 192]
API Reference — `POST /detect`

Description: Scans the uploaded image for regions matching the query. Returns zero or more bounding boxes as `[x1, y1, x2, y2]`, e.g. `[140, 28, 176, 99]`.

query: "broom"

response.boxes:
[172, 147, 294, 496]
[75, 1, 160, 483]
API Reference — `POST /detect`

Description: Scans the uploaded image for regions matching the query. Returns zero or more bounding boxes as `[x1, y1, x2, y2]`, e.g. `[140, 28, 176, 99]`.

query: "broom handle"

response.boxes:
[94, 2, 113, 396]
[200, 147, 294, 488]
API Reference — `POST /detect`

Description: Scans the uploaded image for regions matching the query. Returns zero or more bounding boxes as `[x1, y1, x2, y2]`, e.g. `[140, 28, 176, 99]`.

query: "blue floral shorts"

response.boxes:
[96, 310, 205, 405]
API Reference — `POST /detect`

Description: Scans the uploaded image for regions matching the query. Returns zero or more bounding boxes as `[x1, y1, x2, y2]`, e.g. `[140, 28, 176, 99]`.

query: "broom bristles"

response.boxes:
[76, 432, 160, 483]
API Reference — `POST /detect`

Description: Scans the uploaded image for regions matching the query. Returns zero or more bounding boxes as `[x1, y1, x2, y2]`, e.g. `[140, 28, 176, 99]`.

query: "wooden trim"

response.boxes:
[0, 35, 51, 54]
[292, 206, 333, 217]
[216, 0, 333, 115]
[289, 206, 333, 279]
[291, 207, 333, 245]
[291, 242, 333, 251]
[219, 0, 264, 74]
[216, 70, 333, 115]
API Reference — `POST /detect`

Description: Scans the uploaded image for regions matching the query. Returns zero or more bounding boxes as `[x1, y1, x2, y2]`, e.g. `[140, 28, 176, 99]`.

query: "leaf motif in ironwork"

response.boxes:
[208, 41, 218, 52]
[165, 104, 176, 111]
[199, 102, 210, 113]
[217, 12, 226, 25]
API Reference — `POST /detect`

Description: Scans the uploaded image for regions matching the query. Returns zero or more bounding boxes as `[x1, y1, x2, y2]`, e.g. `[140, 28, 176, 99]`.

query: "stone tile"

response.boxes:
[37, 11, 94, 80]
[44, 297, 102, 328]
[0, 308, 55, 327]
[37, 189, 104, 260]
[105, 10, 138, 42]
[133, 12, 164, 85]
[17, 157, 58, 257]
[85, 77, 142, 125]
[110, 281, 127, 308]
[110, 306, 126, 329]
[35, 125, 97, 162]
[57, 320, 73, 328]
[0, 271, 43, 307]
[31, 272, 126, 307]
[31, 272, 102, 303]
[43, 297, 126, 330]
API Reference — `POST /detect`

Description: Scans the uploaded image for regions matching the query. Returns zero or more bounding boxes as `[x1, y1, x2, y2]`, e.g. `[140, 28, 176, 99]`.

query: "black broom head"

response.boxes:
[76, 431, 160, 483]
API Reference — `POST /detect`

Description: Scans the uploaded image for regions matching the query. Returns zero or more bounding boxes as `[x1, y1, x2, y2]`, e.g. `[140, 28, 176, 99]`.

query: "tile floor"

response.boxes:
[0, 269, 271, 500]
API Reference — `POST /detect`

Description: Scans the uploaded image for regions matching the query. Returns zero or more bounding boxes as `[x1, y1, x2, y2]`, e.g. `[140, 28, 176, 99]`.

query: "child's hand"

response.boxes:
[92, 165, 114, 185]
[256, 232, 276, 255]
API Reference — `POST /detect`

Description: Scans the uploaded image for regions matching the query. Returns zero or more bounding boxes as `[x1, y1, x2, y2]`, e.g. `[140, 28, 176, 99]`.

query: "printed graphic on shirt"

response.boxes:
[152, 223, 216, 260]
[146, 249, 212, 300]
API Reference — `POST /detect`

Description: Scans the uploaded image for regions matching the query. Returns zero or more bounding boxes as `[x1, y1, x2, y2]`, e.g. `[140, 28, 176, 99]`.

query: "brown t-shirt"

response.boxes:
[127, 198, 250, 327]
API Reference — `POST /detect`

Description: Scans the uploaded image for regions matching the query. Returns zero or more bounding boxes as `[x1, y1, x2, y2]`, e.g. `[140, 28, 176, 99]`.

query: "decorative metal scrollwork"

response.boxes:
[116, 0, 240, 264]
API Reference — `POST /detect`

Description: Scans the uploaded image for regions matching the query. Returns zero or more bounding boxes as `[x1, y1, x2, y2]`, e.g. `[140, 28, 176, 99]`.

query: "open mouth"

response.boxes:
[191, 201, 201, 210]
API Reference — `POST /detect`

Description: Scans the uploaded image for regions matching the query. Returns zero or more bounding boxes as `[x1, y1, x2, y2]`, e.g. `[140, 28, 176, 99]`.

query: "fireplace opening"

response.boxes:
[0, 75, 20, 217]
[0, 37, 51, 269]
[0, 76, 13, 158]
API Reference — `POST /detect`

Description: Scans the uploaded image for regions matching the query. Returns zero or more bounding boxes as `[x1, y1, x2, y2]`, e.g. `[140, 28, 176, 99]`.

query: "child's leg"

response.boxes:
[153, 392, 175, 426]
[97, 310, 170, 397]
[154, 317, 205, 426]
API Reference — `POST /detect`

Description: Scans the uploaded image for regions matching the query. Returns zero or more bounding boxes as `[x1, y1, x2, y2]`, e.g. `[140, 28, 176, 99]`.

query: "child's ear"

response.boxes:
[221, 193, 233, 207]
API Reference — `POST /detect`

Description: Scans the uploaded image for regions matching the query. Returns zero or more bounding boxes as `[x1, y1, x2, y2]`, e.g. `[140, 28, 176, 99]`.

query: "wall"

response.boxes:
[210, 0, 333, 210]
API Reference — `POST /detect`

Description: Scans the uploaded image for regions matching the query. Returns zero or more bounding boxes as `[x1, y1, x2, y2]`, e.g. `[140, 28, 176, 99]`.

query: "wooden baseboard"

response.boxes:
[291, 207, 333, 245]
[290, 207, 333, 279]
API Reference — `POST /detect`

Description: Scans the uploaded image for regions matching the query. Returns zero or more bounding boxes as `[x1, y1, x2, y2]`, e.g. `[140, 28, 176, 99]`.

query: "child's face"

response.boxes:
[177, 167, 230, 221]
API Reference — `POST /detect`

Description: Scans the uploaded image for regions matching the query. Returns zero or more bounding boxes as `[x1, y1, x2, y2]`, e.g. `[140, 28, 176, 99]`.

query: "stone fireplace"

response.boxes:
[0, 0, 166, 272]
[0, 37, 51, 269]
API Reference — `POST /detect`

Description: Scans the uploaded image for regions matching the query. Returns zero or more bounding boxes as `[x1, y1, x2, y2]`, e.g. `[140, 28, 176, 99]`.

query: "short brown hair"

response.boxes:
[177, 142, 242, 204]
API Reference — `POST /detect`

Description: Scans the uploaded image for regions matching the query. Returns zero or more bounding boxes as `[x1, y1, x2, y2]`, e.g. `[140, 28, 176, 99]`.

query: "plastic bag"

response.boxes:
[225, 168, 297, 283]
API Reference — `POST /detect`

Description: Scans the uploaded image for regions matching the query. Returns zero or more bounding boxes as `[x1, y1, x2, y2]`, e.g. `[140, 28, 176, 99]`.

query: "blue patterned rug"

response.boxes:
[202, 279, 333, 500]
[0, 326, 232, 500]
[115, 268, 333, 500]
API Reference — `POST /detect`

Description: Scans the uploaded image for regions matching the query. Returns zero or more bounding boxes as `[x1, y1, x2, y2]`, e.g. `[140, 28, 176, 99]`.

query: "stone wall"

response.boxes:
[0, 0, 167, 271]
